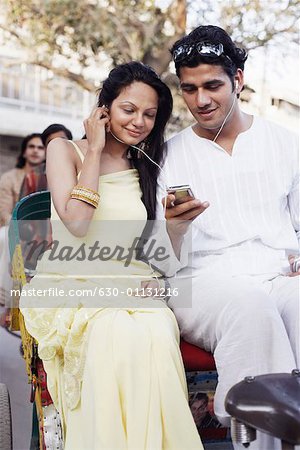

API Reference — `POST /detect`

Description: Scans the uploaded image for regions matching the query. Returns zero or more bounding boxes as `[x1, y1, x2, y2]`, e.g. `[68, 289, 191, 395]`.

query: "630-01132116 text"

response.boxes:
[10, 286, 179, 298]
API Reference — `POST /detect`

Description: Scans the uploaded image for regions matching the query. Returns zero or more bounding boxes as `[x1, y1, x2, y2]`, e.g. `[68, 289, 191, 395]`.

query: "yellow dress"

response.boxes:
[20, 143, 203, 450]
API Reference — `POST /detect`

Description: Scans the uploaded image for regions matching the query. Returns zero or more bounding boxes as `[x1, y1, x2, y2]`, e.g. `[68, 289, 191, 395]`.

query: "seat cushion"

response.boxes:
[180, 340, 216, 371]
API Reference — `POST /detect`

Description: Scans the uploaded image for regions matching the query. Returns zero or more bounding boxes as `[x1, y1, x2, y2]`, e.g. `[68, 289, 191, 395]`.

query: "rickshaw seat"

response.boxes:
[180, 340, 216, 371]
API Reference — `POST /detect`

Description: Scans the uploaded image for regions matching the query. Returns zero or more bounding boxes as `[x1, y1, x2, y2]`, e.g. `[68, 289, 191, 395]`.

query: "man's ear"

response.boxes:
[235, 69, 244, 94]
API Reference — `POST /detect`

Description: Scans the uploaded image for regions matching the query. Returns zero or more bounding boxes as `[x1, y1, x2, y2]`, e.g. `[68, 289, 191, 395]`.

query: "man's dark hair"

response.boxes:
[16, 133, 43, 168]
[171, 25, 248, 84]
[190, 392, 209, 406]
[41, 123, 73, 146]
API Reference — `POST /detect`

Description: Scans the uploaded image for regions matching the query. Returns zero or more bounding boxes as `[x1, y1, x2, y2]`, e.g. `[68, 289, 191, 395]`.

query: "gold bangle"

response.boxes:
[75, 185, 99, 196]
[72, 187, 100, 203]
[70, 185, 100, 208]
[71, 193, 99, 208]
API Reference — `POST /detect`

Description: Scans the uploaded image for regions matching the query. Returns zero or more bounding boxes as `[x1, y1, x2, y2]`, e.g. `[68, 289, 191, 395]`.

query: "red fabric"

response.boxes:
[180, 340, 216, 371]
[19, 164, 47, 200]
[37, 359, 53, 407]
[200, 427, 228, 440]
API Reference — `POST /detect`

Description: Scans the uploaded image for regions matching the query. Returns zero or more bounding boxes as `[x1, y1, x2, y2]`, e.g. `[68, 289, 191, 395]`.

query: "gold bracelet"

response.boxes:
[72, 186, 100, 201]
[70, 185, 100, 208]
[75, 185, 99, 196]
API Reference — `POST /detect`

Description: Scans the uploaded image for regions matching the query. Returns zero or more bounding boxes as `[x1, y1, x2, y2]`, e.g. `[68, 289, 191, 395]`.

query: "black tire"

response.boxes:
[0, 383, 12, 450]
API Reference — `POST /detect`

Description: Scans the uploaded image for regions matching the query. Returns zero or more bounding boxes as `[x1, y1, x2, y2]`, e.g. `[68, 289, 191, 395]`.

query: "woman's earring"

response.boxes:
[137, 148, 143, 159]
[127, 140, 148, 160]
[137, 140, 149, 158]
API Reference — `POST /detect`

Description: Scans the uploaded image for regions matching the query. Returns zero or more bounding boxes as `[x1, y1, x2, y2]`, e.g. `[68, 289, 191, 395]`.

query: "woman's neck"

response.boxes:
[104, 132, 128, 159]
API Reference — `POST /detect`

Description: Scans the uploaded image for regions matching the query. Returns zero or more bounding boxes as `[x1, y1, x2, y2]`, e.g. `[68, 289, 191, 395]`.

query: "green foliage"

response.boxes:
[219, 0, 300, 49]
[1, 0, 187, 90]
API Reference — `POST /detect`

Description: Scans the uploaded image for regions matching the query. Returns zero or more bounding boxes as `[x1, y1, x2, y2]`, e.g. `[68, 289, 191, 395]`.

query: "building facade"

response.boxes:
[0, 56, 95, 175]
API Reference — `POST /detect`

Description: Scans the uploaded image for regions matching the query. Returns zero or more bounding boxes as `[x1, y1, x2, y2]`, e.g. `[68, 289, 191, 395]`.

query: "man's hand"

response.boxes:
[162, 194, 209, 258]
[135, 280, 163, 298]
[163, 194, 209, 220]
[287, 255, 300, 277]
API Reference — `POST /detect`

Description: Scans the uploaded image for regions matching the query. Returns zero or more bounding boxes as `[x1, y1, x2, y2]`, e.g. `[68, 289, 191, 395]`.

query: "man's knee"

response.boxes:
[195, 277, 276, 320]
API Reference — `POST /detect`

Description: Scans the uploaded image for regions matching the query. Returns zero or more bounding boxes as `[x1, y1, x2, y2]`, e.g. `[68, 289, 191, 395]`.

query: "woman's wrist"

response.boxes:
[87, 146, 103, 156]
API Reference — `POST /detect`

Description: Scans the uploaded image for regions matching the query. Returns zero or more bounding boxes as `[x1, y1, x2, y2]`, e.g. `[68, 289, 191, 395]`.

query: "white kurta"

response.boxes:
[158, 116, 299, 276]
[156, 117, 300, 450]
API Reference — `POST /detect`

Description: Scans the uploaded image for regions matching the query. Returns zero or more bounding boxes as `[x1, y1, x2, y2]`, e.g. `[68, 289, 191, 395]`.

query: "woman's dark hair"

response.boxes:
[41, 123, 73, 146]
[97, 61, 173, 220]
[16, 133, 43, 168]
[171, 25, 248, 89]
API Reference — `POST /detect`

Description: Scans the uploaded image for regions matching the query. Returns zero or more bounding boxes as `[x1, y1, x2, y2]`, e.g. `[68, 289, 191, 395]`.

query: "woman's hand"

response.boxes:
[83, 107, 110, 153]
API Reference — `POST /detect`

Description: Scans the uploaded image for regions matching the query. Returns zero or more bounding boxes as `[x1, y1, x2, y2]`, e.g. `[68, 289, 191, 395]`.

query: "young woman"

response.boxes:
[20, 62, 203, 450]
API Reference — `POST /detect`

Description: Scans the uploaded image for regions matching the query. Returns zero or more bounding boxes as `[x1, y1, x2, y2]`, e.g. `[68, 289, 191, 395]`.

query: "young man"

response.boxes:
[158, 25, 299, 450]
[0, 133, 45, 304]
[0, 133, 45, 226]
[19, 123, 73, 199]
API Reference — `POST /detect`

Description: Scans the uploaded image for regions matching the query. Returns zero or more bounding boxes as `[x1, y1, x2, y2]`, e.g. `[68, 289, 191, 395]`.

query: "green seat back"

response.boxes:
[8, 191, 51, 260]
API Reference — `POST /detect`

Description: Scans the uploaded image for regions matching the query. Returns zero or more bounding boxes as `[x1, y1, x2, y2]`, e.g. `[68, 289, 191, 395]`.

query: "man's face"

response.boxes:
[23, 137, 45, 167]
[179, 64, 242, 133]
[191, 398, 208, 425]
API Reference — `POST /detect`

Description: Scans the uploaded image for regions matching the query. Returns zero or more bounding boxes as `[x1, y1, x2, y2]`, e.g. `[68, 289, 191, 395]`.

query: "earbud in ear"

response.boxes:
[235, 81, 239, 91]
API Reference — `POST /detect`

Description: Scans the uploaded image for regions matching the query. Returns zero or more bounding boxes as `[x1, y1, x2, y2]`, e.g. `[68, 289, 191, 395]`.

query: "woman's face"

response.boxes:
[109, 81, 158, 145]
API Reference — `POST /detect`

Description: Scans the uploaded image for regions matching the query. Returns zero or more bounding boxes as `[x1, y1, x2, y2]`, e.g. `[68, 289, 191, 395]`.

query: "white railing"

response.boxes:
[0, 60, 95, 120]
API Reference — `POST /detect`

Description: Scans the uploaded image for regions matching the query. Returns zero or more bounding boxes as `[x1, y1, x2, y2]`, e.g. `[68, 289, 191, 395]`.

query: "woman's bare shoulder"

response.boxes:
[47, 138, 87, 164]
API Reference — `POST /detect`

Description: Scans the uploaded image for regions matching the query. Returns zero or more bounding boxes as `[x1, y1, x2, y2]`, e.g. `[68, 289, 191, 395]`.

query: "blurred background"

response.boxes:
[0, 0, 299, 174]
[0, 1, 299, 449]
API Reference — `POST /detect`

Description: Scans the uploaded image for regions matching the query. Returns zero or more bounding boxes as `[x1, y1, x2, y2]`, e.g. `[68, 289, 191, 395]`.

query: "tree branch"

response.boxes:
[0, 23, 22, 40]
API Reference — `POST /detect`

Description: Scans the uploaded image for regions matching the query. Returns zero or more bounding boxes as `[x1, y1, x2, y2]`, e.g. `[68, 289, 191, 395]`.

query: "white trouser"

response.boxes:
[169, 272, 299, 450]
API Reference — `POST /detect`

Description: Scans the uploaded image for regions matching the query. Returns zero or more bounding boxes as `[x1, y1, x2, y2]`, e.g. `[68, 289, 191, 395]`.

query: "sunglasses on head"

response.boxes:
[172, 42, 230, 63]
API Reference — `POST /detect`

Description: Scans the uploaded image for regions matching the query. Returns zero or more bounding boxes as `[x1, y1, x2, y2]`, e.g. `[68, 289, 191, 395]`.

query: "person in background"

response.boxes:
[41, 123, 73, 148]
[0, 133, 45, 305]
[0, 134, 45, 225]
[189, 392, 222, 430]
[0, 133, 44, 448]
[19, 124, 73, 199]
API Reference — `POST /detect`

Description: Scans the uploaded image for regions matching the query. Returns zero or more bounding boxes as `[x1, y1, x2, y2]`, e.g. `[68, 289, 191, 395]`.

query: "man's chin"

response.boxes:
[194, 122, 222, 134]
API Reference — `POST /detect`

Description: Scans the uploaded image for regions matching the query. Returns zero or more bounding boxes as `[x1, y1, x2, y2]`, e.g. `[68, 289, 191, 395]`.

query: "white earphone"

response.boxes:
[213, 81, 239, 143]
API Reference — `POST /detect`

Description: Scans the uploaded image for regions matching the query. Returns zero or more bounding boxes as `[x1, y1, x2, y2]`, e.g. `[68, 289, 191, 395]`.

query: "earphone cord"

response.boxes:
[110, 130, 200, 292]
[213, 94, 236, 143]
[110, 130, 168, 214]
[110, 129, 170, 292]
